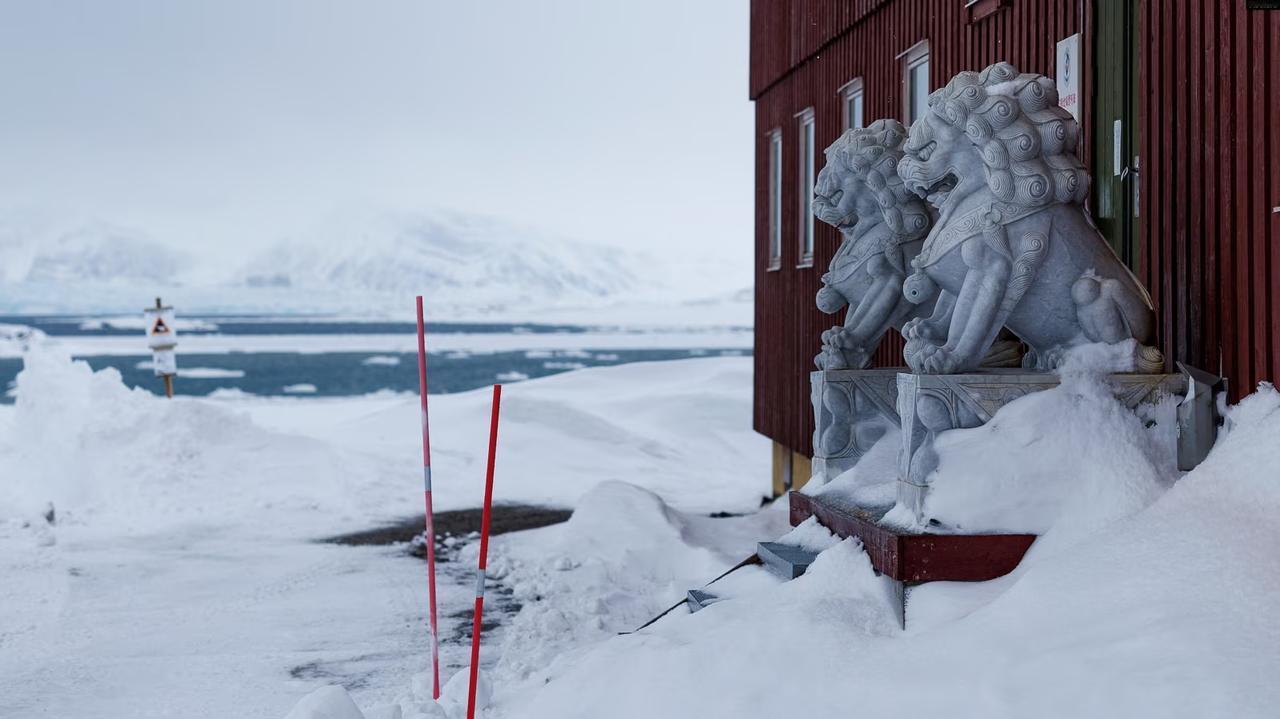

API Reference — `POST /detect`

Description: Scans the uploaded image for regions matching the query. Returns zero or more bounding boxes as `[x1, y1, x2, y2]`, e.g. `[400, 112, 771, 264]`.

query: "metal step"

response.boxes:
[756, 541, 819, 580]
[685, 589, 721, 613]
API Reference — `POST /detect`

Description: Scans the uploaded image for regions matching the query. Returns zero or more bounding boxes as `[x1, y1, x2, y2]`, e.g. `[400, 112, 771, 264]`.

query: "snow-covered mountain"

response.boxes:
[0, 218, 186, 286]
[0, 210, 751, 325]
[234, 212, 643, 307]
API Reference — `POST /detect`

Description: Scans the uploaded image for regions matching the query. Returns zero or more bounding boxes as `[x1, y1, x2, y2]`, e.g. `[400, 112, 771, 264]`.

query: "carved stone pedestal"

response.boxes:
[810, 369, 902, 484]
[895, 370, 1187, 523]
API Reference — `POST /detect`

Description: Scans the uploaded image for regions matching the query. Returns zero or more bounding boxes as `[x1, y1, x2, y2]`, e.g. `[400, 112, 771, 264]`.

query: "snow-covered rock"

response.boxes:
[436, 668, 491, 719]
[284, 686, 366, 719]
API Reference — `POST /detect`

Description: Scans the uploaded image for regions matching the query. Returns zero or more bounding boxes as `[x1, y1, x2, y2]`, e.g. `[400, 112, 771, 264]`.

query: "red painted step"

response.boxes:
[789, 491, 1036, 583]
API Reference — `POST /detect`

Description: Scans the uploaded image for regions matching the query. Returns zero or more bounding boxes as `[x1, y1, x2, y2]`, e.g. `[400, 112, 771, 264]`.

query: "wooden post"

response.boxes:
[145, 297, 178, 398]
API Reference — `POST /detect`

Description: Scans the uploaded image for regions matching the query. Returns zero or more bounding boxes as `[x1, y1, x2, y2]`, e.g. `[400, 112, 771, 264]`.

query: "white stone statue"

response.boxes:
[896, 62, 1164, 374]
[811, 120, 933, 370]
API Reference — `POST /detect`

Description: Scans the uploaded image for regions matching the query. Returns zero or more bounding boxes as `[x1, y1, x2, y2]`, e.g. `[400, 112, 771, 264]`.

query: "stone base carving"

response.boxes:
[810, 369, 902, 484]
[895, 370, 1190, 524]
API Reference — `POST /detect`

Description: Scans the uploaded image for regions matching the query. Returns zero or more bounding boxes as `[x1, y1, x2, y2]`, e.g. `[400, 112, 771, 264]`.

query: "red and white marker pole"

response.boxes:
[415, 296, 441, 700]
[467, 384, 502, 719]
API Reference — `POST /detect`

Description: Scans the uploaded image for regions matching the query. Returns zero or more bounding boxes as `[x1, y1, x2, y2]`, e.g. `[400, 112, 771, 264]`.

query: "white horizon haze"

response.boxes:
[0, 1, 753, 303]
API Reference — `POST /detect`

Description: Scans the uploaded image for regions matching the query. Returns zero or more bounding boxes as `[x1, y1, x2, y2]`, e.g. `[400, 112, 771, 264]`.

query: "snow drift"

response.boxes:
[0, 348, 401, 535]
[464, 379, 1280, 719]
[1, 351, 771, 717]
[912, 352, 1180, 550]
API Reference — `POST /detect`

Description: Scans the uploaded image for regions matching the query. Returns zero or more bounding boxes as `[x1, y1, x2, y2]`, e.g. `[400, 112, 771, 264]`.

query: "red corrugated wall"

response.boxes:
[1139, 0, 1280, 399]
[752, 0, 1088, 453]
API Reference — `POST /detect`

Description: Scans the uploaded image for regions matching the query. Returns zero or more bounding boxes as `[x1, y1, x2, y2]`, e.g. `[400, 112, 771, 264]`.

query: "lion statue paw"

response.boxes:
[902, 317, 945, 343]
[815, 325, 872, 370]
[905, 340, 965, 374]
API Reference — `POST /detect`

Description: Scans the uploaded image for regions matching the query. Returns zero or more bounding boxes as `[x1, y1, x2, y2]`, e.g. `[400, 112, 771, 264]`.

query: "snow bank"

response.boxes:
[505, 538, 900, 719]
[806, 428, 900, 509]
[270, 357, 771, 515]
[284, 686, 366, 719]
[0, 348, 380, 534]
[474, 482, 789, 689]
[340, 481, 787, 719]
[472, 384, 1280, 719]
[810, 343, 1179, 547]
[901, 346, 1179, 549]
[0, 352, 770, 717]
[0, 322, 44, 357]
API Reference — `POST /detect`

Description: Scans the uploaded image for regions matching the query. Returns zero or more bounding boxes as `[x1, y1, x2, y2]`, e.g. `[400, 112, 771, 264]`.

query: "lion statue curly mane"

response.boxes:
[811, 119, 935, 370]
[895, 61, 1163, 374]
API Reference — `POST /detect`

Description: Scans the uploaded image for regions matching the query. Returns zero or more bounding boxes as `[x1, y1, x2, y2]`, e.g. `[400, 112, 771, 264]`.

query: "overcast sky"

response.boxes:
[0, 1, 752, 264]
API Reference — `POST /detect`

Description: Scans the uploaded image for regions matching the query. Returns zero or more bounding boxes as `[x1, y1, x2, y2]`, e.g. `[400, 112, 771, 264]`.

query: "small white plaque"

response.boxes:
[151, 348, 177, 376]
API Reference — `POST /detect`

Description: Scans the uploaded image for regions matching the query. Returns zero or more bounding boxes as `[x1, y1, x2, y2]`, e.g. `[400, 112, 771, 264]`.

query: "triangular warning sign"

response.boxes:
[152, 317, 170, 335]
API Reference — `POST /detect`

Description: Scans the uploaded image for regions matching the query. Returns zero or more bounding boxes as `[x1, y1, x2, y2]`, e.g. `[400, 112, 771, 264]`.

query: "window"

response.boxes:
[797, 108, 815, 267]
[903, 41, 930, 125]
[841, 78, 865, 131]
[767, 129, 782, 271]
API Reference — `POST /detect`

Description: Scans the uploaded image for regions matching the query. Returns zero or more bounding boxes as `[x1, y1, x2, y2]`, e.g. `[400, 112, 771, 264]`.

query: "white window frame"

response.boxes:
[766, 128, 782, 271]
[840, 78, 865, 131]
[796, 108, 816, 268]
[902, 40, 931, 125]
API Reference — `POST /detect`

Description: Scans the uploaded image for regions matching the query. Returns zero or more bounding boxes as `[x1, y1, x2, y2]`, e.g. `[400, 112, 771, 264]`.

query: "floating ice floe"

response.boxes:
[542, 361, 586, 370]
[133, 361, 246, 379]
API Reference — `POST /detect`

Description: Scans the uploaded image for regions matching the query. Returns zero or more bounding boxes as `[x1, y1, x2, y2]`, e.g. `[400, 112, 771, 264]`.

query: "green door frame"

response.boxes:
[1091, 0, 1139, 271]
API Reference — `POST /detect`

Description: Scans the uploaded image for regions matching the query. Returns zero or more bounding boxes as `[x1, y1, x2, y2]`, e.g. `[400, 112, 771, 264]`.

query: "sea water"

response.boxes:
[0, 315, 751, 401]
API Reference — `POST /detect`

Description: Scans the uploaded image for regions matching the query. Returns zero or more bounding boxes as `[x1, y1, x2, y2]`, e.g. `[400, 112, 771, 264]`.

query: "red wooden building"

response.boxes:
[751, 0, 1280, 493]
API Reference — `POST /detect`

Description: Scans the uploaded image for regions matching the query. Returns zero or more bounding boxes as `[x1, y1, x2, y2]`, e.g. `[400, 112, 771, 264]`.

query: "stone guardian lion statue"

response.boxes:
[896, 62, 1164, 374]
[811, 119, 934, 370]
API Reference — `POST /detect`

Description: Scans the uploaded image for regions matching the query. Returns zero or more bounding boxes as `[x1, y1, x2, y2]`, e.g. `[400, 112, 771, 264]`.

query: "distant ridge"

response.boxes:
[0, 210, 751, 325]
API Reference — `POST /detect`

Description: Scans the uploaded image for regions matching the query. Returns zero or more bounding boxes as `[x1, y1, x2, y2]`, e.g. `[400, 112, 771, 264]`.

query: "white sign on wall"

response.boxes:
[1056, 33, 1082, 125]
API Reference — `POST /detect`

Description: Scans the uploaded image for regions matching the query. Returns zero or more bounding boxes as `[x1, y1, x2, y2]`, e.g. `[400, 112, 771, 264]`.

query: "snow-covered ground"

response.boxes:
[0, 350, 772, 717]
[4, 347, 1280, 719]
[492, 366, 1280, 719]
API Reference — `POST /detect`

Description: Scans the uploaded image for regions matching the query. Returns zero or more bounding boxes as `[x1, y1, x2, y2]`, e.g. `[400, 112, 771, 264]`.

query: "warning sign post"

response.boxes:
[144, 297, 178, 398]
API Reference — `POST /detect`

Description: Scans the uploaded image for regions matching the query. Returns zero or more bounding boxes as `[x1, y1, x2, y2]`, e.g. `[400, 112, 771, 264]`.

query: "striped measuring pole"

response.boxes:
[415, 296, 441, 700]
[467, 384, 502, 719]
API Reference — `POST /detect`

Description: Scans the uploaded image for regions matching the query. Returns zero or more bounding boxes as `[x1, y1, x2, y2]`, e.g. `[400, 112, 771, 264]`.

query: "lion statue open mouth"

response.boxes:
[810, 119, 934, 370]
[895, 61, 1164, 374]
